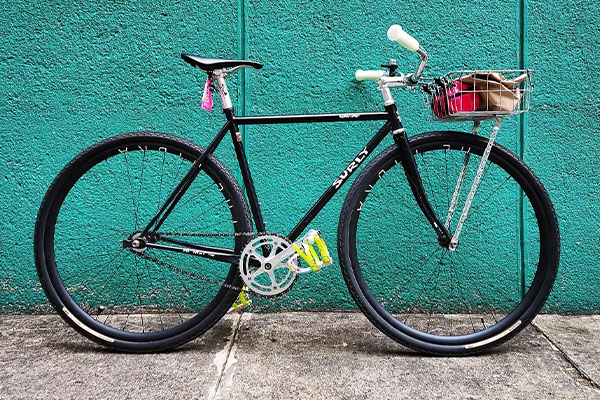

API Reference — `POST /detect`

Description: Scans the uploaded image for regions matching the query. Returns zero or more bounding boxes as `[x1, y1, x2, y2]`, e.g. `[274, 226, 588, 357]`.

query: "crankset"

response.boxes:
[238, 230, 333, 297]
[239, 234, 299, 296]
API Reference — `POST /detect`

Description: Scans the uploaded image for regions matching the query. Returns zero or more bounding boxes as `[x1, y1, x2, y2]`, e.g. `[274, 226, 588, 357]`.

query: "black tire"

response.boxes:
[34, 132, 252, 352]
[338, 131, 559, 355]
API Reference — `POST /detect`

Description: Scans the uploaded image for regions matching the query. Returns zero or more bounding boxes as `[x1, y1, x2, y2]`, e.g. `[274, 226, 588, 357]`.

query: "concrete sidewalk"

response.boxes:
[1, 313, 599, 400]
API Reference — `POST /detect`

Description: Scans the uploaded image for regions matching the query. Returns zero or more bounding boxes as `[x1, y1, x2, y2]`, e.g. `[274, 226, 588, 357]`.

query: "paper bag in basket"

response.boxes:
[461, 72, 528, 112]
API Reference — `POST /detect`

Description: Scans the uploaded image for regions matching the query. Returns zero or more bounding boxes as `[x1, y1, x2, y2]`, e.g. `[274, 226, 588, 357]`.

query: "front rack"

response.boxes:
[420, 69, 533, 122]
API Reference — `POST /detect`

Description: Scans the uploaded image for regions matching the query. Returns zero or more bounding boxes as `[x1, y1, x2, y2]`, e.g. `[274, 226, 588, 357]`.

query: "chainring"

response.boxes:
[239, 234, 298, 296]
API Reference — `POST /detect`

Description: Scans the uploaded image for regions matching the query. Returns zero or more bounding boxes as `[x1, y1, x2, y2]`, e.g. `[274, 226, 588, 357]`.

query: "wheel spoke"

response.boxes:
[122, 152, 140, 230]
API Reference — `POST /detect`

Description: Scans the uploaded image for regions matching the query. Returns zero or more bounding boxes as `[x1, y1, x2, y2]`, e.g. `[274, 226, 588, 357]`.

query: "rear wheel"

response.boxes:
[34, 132, 251, 352]
[338, 131, 559, 355]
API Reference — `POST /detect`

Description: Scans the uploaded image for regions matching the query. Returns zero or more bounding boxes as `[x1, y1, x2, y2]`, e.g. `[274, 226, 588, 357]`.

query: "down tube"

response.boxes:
[287, 121, 392, 241]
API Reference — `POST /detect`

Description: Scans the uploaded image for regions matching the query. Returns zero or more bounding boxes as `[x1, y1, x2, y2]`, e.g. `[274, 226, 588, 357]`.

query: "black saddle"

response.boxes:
[181, 54, 262, 72]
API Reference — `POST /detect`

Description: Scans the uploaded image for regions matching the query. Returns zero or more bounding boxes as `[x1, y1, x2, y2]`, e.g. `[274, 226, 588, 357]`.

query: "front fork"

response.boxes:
[391, 108, 503, 251]
[392, 128, 452, 247]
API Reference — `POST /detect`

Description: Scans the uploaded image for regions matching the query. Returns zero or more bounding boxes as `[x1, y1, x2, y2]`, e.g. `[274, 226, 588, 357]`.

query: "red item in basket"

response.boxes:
[432, 80, 479, 118]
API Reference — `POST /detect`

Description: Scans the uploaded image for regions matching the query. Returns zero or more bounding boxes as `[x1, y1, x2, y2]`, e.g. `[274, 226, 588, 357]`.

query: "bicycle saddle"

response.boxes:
[181, 54, 263, 72]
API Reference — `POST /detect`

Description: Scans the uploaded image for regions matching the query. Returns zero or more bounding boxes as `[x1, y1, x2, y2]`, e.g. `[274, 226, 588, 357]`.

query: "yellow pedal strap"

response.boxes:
[229, 287, 252, 313]
[291, 230, 332, 272]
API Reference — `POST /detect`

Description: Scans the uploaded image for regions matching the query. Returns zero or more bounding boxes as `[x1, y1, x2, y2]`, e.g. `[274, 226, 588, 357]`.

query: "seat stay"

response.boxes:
[140, 121, 232, 235]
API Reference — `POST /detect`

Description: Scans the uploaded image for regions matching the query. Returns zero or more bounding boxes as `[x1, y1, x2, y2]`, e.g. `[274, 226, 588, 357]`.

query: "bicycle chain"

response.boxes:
[155, 231, 274, 238]
[137, 230, 287, 293]
[134, 251, 243, 291]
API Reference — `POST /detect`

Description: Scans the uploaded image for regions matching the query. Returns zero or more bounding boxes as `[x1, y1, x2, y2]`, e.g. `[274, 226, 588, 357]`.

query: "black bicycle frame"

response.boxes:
[135, 104, 451, 263]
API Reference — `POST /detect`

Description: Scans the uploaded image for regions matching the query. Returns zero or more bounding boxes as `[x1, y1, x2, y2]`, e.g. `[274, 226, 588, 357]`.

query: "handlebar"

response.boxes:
[387, 25, 419, 52]
[355, 25, 428, 84]
[355, 70, 385, 81]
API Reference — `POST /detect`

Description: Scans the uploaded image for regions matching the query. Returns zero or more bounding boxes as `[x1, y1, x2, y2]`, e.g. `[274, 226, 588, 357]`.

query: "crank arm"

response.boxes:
[263, 229, 326, 267]
[264, 245, 297, 267]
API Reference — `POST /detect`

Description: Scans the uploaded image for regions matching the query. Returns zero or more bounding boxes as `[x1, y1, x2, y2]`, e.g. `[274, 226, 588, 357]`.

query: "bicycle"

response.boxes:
[34, 25, 559, 355]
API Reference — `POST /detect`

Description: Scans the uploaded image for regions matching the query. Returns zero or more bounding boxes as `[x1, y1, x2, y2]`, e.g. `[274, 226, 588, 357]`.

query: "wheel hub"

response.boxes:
[123, 232, 148, 253]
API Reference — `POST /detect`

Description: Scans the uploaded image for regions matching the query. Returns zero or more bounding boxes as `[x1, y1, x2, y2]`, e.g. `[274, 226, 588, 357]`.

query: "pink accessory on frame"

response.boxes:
[201, 77, 213, 111]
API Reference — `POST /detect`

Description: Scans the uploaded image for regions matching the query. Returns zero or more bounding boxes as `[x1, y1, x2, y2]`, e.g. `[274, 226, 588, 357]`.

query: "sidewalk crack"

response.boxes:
[532, 322, 600, 391]
[210, 314, 243, 400]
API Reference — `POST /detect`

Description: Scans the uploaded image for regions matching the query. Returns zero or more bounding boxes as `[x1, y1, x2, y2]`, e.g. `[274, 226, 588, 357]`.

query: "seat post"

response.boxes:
[213, 70, 233, 110]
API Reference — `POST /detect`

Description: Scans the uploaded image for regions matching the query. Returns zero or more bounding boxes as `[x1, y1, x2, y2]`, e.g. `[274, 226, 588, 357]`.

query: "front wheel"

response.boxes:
[338, 131, 559, 355]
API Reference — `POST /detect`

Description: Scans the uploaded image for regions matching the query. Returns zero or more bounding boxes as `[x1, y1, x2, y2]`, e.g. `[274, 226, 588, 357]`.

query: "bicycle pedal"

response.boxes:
[290, 229, 332, 273]
[227, 287, 252, 314]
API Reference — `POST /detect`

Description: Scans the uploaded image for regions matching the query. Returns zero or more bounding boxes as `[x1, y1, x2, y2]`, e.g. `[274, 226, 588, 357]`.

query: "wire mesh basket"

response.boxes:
[421, 70, 533, 122]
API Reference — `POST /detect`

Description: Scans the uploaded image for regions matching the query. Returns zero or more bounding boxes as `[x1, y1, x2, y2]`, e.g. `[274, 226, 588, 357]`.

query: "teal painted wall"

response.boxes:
[527, 0, 600, 312]
[1, 1, 598, 312]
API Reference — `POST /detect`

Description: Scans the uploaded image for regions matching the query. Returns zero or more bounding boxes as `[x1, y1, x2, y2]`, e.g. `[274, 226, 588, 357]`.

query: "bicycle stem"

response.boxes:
[409, 48, 428, 84]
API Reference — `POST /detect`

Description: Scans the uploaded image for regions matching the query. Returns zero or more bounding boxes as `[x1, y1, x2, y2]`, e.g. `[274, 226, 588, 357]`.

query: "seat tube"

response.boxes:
[216, 70, 266, 233]
[223, 108, 267, 234]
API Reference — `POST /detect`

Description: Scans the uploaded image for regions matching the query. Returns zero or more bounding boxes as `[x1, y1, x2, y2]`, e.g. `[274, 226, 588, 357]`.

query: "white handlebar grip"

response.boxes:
[355, 70, 385, 81]
[387, 25, 419, 52]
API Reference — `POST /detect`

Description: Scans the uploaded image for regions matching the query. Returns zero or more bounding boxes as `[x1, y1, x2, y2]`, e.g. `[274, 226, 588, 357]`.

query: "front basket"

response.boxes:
[421, 69, 533, 122]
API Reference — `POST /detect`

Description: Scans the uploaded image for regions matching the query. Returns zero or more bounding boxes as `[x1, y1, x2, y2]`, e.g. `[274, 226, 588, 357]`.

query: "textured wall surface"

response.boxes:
[1, 0, 598, 312]
[526, 0, 600, 312]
